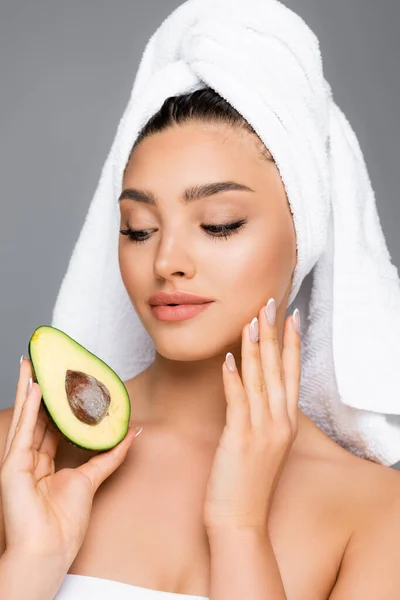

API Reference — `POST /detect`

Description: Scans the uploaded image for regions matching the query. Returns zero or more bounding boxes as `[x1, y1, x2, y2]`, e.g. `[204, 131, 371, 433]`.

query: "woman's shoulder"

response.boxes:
[301, 425, 400, 595]
[296, 412, 400, 526]
[333, 446, 400, 521]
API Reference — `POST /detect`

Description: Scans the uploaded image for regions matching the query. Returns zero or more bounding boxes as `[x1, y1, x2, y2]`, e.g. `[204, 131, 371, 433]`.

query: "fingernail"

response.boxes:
[249, 317, 259, 343]
[134, 426, 143, 439]
[225, 352, 236, 372]
[27, 378, 32, 394]
[292, 308, 301, 334]
[20, 355, 25, 365]
[265, 298, 276, 325]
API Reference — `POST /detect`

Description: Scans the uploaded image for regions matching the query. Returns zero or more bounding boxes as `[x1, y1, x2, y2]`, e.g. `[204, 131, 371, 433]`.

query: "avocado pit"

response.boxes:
[65, 369, 111, 425]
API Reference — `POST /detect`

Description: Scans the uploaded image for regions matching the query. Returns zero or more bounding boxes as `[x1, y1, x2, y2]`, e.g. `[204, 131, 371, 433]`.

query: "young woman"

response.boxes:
[1, 5, 400, 600]
[1, 85, 400, 600]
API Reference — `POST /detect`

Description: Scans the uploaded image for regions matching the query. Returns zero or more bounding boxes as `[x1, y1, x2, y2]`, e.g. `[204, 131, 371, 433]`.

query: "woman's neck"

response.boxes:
[133, 352, 234, 444]
[127, 351, 316, 455]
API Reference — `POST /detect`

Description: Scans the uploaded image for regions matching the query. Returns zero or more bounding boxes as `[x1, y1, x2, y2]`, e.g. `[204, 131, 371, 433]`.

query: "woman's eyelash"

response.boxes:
[119, 220, 248, 244]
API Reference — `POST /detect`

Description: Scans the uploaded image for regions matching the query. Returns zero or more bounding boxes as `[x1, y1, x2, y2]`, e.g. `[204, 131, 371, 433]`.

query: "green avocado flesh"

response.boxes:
[28, 325, 131, 452]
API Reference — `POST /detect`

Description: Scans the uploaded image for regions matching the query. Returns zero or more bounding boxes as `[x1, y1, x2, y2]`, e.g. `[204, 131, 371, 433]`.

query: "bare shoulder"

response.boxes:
[297, 419, 400, 598]
[291, 412, 400, 539]
[326, 441, 400, 513]
[297, 412, 400, 509]
[349, 451, 400, 501]
[326, 450, 400, 598]
[341, 451, 400, 528]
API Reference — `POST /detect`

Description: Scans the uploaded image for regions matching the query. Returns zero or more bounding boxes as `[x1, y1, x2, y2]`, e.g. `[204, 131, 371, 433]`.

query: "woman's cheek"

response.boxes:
[221, 234, 291, 308]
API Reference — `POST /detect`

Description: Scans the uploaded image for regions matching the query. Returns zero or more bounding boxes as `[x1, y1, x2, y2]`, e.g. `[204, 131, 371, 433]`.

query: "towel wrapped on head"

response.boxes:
[52, 0, 400, 465]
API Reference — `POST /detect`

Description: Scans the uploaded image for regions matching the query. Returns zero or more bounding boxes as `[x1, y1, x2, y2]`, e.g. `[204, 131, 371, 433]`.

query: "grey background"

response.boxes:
[1, 1, 399, 467]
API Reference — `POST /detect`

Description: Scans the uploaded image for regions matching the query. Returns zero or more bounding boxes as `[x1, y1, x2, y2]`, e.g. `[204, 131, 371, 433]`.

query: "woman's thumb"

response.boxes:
[76, 426, 143, 495]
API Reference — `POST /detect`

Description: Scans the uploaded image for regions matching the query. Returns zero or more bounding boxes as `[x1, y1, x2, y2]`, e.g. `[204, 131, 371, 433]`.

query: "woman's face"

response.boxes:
[119, 121, 297, 361]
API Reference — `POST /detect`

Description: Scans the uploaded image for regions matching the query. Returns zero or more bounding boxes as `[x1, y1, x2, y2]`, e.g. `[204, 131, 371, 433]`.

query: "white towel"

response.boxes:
[51, 0, 400, 466]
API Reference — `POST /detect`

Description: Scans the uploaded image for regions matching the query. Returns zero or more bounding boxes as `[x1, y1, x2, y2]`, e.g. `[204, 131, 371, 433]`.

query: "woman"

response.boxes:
[1, 2, 400, 599]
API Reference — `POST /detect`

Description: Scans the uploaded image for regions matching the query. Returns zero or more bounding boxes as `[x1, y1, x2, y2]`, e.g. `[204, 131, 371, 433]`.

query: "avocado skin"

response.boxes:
[28, 325, 130, 453]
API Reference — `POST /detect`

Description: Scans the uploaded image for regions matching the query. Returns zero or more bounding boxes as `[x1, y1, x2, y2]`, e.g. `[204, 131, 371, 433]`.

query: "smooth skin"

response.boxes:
[1, 122, 400, 599]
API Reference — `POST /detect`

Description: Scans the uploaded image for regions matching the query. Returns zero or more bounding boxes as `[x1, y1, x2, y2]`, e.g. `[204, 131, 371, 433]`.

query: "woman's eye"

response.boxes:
[202, 219, 247, 240]
[119, 227, 153, 243]
[119, 220, 247, 244]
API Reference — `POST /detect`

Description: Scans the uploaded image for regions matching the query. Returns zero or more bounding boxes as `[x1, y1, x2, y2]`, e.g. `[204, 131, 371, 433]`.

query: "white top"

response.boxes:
[54, 574, 209, 599]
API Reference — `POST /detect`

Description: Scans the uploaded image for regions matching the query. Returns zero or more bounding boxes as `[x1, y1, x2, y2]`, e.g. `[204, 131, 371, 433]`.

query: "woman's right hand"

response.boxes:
[0, 357, 141, 567]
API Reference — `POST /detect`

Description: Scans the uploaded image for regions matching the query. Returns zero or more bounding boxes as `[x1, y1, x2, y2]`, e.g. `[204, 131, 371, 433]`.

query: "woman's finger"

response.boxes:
[8, 381, 42, 457]
[222, 349, 251, 436]
[240, 318, 271, 432]
[2, 358, 34, 462]
[281, 310, 301, 432]
[258, 298, 288, 421]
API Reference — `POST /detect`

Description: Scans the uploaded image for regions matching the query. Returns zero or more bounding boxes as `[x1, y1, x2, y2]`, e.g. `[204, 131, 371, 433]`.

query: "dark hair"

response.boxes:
[127, 86, 275, 164]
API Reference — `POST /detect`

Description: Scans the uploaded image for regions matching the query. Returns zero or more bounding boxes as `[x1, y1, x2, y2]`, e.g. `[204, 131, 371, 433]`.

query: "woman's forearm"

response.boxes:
[207, 526, 287, 600]
[0, 548, 69, 600]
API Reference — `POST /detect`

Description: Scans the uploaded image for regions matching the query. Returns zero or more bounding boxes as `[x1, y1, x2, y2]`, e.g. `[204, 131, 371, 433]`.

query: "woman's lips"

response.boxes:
[150, 302, 213, 322]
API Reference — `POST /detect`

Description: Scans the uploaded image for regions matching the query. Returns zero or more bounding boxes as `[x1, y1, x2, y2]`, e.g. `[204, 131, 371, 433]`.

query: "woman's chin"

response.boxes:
[151, 337, 230, 363]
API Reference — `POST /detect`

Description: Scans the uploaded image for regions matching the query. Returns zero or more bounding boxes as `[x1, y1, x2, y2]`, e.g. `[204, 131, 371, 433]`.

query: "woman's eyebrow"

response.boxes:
[117, 181, 256, 205]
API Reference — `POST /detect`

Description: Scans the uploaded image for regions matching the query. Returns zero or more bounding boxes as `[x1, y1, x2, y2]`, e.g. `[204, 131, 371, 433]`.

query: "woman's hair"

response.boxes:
[128, 86, 275, 164]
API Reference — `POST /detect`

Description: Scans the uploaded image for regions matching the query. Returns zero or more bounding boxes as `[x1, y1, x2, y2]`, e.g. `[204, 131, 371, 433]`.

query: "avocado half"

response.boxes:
[28, 325, 131, 452]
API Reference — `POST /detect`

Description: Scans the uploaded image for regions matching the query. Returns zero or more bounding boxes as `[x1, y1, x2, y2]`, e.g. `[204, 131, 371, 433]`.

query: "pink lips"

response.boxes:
[148, 290, 213, 306]
[150, 302, 213, 322]
[148, 290, 214, 322]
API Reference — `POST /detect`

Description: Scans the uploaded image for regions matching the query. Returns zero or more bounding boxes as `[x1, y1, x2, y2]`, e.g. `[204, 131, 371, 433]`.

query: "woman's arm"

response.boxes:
[0, 548, 69, 600]
[208, 526, 287, 600]
[328, 474, 400, 600]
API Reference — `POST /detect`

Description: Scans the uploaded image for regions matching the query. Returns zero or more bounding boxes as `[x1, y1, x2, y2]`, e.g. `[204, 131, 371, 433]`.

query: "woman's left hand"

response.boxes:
[202, 298, 301, 535]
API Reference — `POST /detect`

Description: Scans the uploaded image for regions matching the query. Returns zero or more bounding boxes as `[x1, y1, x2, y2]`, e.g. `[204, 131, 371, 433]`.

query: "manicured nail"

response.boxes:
[249, 317, 259, 343]
[292, 308, 301, 334]
[20, 355, 25, 365]
[27, 378, 32, 394]
[134, 426, 143, 439]
[225, 352, 236, 372]
[265, 298, 276, 325]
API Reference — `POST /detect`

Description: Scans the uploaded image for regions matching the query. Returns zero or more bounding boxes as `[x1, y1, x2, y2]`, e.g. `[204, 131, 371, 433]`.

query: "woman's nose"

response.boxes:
[153, 234, 196, 280]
